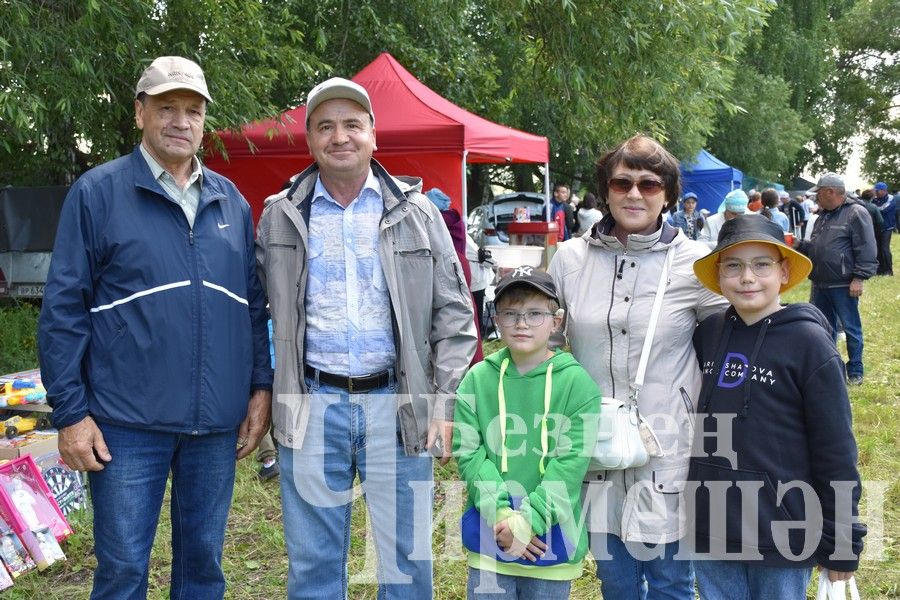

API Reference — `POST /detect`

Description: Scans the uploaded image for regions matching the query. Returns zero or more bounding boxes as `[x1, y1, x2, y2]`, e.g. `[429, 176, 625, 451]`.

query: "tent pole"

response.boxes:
[462, 150, 468, 218]
[544, 162, 550, 222]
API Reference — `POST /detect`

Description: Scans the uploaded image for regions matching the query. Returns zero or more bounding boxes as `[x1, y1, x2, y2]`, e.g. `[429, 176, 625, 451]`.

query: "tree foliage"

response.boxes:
[836, 0, 900, 186]
[2, 0, 776, 204]
[475, 0, 774, 188]
[0, 0, 325, 185]
[708, 69, 810, 181]
[279, 0, 774, 195]
[707, 0, 833, 181]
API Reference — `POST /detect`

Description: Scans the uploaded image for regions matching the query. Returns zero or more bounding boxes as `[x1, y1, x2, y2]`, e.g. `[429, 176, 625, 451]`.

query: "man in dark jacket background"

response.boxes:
[873, 182, 895, 275]
[795, 172, 877, 385]
[549, 182, 576, 240]
[38, 56, 273, 599]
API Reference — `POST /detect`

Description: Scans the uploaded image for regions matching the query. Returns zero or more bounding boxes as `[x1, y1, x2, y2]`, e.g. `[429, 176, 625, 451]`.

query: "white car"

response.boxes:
[467, 192, 546, 246]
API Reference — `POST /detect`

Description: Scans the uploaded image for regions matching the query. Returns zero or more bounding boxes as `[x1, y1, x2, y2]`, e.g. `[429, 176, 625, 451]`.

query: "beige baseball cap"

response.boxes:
[135, 56, 212, 103]
[305, 77, 374, 126]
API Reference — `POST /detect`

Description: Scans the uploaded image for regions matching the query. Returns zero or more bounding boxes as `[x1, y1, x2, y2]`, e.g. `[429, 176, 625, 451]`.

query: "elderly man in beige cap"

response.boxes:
[38, 56, 273, 599]
[256, 78, 477, 599]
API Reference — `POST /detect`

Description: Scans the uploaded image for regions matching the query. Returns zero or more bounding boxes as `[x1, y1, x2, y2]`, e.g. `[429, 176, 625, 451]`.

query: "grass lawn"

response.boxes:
[2, 237, 898, 598]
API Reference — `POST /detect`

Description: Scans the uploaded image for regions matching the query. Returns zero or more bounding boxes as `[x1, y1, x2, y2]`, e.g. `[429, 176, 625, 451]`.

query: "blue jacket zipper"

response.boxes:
[189, 226, 202, 434]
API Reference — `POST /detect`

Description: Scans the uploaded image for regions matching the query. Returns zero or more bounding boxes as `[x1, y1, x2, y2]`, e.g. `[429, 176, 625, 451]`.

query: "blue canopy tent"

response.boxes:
[680, 150, 743, 213]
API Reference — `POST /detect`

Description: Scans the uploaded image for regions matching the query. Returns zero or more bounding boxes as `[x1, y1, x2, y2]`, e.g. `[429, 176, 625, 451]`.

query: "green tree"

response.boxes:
[836, 0, 900, 185]
[707, 69, 810, 181]
[708, 0, 834, 181]
[0, 0, 325, 185]
[476, 0, 774, 190]
[1, 0, 777, 205]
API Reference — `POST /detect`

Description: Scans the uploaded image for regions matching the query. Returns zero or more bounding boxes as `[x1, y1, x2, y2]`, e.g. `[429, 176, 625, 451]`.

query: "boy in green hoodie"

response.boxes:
[453, 266, 601, 599]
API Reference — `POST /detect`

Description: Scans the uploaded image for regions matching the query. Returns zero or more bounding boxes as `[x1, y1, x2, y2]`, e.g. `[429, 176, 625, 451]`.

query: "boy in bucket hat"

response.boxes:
[453, 266, 600, 597]
[687, 215, 865, 599]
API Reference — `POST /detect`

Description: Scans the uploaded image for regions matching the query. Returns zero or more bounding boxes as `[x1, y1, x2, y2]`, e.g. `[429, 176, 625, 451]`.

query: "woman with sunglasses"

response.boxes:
[548, 135, 728, 599]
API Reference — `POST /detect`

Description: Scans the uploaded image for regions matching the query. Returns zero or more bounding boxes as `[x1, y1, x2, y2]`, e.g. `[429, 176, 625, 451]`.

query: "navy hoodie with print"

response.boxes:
[688, 303, 865, 571]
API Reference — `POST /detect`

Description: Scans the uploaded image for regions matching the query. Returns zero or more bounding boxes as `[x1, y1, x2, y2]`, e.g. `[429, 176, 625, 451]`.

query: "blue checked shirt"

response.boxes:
[304, 170, 396, 376]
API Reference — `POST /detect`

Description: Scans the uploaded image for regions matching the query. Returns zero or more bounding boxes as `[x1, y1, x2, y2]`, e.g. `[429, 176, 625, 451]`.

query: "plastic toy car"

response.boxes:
[3, 415, 50, 439]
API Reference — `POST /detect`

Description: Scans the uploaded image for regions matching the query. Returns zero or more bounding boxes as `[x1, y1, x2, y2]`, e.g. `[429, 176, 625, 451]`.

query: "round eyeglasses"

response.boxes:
[717, 258, 782, 278]
[496, 310, 555, 327]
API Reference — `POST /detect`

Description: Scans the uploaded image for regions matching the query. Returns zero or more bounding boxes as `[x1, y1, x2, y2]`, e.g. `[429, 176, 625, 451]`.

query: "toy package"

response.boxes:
[0, 516, 34, 579]
[0, 456, 70, 570]
[35, 452, 86, 516]
[0, 370, 47, 408]
[32, 525, 65, 567]
[0, 555, 12, 589]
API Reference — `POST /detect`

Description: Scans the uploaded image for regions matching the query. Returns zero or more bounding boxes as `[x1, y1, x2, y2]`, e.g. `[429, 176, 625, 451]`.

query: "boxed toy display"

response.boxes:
[0, 516, 35, 579]
[0, 456, 70, 570]
[0, 430, 58, 461]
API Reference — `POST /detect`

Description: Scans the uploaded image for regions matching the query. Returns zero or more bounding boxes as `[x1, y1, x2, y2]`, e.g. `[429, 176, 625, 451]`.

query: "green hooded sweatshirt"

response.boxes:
[453, 347, 601, 580]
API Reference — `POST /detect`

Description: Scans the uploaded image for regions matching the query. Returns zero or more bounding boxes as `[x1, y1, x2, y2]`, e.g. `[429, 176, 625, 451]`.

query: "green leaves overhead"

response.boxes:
[0, 0, 325, 185]
[837, 0, 900, 185]
[2, 0, 777, 194]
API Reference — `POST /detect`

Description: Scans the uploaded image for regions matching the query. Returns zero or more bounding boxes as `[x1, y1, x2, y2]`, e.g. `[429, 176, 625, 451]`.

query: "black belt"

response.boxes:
[304, 365, 391, 393]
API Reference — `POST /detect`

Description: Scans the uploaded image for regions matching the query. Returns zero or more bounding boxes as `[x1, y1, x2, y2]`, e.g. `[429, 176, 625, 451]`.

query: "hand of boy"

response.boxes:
[818, 566, 854, 582]
[494, 520, 547, 562]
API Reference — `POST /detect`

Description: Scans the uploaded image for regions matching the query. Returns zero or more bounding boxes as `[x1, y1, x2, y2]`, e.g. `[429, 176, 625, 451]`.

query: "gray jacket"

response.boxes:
[256, 160, 477, 455]
[797, 198, 877, 287]
[549, 218, 728, 544]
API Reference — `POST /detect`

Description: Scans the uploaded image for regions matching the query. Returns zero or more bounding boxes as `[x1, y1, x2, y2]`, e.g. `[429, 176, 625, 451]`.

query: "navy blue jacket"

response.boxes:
[689, 304, 865, 570]
[39, 147, 273, 433]
[875, 194, 896, 231]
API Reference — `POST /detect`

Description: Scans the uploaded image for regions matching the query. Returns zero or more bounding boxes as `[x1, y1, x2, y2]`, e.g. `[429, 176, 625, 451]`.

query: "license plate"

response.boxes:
[10, 284, 45, 297]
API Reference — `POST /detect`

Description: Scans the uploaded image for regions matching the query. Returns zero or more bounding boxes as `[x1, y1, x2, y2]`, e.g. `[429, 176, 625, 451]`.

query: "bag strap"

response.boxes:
[816, 570, 861, 600]
[630, 248, 674, 403]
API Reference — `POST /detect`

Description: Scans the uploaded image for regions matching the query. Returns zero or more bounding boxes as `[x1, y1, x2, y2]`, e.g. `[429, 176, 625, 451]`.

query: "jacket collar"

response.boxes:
[286, 158, 421, 213]
[587, 213, 679, 252]
[823, 197, 853, 214]
[130, 145, 225, 211]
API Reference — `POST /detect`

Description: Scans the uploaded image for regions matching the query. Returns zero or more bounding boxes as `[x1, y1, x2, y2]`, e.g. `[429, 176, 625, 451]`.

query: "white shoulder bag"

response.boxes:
[589, 249, 671, 471]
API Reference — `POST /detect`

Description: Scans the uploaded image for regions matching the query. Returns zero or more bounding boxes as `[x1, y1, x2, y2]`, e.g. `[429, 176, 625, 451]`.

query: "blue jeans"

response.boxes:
[466, 567, 572, 599]
[694, 560, 811, 599]
[89, 422, 237, 600]
[279, 374, 434, 599]
[591, 533, 694, 600]
[811, 285, 864, 378]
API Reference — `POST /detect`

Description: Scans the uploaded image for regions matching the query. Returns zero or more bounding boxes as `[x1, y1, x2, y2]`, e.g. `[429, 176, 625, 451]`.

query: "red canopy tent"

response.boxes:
[205, 52, 550, 222]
